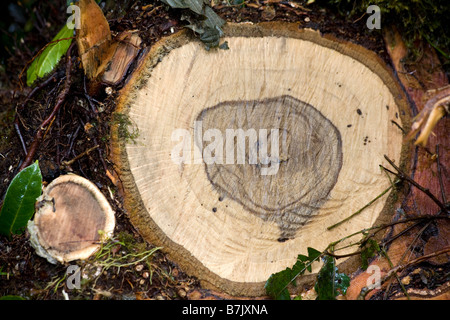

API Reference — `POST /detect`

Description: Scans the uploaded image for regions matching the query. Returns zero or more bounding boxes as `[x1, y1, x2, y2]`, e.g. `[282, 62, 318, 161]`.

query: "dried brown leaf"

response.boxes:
[76, 0, 113, 80]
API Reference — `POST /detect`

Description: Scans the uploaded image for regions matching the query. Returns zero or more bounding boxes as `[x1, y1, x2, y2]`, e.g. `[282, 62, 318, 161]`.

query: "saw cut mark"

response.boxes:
[197, 95, 343, 239]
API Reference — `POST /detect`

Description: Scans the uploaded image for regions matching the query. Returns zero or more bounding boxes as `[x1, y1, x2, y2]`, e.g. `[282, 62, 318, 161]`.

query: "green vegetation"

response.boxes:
[315, 255, 350, 300]
[160, 0, 227, 50]
[93, 231, 161, 277]
[112, 112, 140, 144]
[26, 24, 73, 86]
[0, 161, 42, 239]
[41, 231, 162, 298]
[265, 247, 322, 300]
[265, 245, 352, 300]
[310, 0, 449, 65]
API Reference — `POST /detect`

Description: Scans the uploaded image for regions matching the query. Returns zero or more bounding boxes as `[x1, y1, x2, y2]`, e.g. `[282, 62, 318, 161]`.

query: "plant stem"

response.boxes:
[327, 182, 399, 230]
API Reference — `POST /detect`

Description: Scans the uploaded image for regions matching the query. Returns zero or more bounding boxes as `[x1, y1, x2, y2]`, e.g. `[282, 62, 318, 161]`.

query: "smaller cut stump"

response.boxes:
[28, 174, 115, 264]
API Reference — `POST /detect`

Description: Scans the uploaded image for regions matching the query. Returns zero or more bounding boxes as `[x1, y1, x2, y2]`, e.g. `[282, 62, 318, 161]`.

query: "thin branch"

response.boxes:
[381, 248, 409, 300]
[327, 215, 449, 259]
[435, 144, 447, 205]
[359, 247, 450, 300]
[383, 155, 447, 212]
[60, 145, 99, 168]
[14, 72, 60, 155]
[327, 181, 400, 230]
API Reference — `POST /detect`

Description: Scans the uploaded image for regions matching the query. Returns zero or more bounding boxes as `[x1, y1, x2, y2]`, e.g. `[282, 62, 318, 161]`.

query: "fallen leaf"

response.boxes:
[0, 161, 42, 238]
[76, 0, 114, 80]
[26, 25, 73, 86]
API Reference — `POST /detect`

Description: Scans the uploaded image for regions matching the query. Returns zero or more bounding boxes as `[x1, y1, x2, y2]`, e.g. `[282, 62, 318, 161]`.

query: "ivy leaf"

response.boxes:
[26, 24, 73, 86]
[361, 239, 380, 270]
[265, 264, 300, 300]
[200, 27, 223, 50]
[265, 247, 321, 300]
[315, 255, 350, 300]
[307, 247, 321, 261]
[0, 161, 42, 239]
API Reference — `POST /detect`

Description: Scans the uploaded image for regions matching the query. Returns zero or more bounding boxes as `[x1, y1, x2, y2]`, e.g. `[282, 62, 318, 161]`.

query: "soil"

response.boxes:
[0, 0, 439, 300]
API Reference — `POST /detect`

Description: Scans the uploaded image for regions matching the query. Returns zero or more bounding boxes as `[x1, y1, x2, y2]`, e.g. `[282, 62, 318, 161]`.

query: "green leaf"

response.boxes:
[315, 255, 350, 300]
[200, 27, 222, 49]
[0, 161, 42, 238]
[265, 266, 298, 300]
[265, 247, 322, 300]
[161, 0, 225, 49]
[26, 25, 73, 86]
[160, 0, 205, 15]
[361, 239, 380, 270]
[0, 295, 26, 300]
[307, 247, 321, 261]
[219, 41, 229, 50]
[203, 5, 225, 30]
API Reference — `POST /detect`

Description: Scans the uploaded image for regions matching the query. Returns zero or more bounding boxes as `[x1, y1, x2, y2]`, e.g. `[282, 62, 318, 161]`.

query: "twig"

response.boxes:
[326, 215, 449, 259]
[380, 220, 424, 247]
[405, 86, 450, 147]
[384, 247, 450, 299]
[14, 72, 60, 155]
[60, 145, 100, 168]
[435, 144, 447, 205]
[383, 219, 433, 299]
[19, 43, 75, 171]
[383, 155, 447, 212]
[358, 246, 450, 300]
[381, 248, 409, 300]
[327, 181, 400, 230]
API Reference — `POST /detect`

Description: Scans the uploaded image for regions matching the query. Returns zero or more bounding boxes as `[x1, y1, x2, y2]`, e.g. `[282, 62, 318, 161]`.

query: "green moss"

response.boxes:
[111, 112, 139, 144]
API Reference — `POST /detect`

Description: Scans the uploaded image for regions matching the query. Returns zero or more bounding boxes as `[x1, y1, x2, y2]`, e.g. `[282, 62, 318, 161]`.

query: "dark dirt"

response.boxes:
[0, 0, 400, 300]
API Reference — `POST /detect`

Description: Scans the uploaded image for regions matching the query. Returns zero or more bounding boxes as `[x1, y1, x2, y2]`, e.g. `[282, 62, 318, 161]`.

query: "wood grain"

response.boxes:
[197, 95, 342, 240]
[31, 174, 115, 263]
[111, 23, 410, 295]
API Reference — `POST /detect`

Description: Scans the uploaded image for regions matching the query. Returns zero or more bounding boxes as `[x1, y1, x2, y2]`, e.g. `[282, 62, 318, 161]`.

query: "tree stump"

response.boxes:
[28, 174, 115, 264]
[111, 23, 410, 296]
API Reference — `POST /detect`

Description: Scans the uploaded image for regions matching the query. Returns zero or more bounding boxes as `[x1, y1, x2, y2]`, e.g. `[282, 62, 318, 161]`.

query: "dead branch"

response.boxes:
[383, 155, 448, 213]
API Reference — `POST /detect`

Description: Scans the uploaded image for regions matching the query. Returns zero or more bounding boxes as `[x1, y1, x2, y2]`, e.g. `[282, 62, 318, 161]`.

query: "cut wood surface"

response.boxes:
[28, 174, 115, 264]
[111, 23, 410, 296]
[346, 27, 450, 300]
